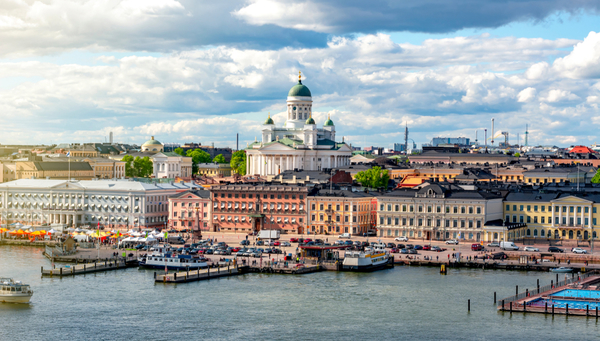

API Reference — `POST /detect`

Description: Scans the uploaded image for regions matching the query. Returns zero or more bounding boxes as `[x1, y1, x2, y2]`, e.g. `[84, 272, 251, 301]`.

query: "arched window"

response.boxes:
[526, 229, 531, 236]
[541, 229, 545, 237]
[533, 229, 538, 237]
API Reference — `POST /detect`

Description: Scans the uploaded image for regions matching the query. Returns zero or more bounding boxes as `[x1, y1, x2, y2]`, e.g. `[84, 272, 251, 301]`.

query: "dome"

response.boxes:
[288, 80, 311, 97]
[142, 136, 162, 146]
[305, 116, 316, 125]
[324, 114, 334, 126]
[264, 114, 274, 125]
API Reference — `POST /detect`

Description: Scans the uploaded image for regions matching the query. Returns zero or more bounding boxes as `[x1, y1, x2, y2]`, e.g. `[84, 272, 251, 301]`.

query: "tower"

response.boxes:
[404, 122, 409, 154]
[525, 124, 529, 147]
[285, 71, 313, 129]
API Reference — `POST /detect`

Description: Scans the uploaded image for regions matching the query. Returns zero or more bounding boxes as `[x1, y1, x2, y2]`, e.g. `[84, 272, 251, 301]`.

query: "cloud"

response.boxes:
[517, 87, 537, 102]
[553, 31, 600, 79]
[541, 89, 580, 102]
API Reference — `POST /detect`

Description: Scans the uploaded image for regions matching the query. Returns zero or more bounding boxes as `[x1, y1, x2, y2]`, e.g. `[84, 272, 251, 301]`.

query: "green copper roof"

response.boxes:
[324, 118, 334, 126]
[305, 117, 316, 125]
[264, 116, 274, 125]
[142, 137, 162, 145]
[288, 81, 312, 97]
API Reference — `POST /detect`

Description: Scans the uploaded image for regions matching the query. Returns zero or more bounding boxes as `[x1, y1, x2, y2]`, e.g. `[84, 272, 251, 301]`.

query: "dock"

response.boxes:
[41, 259, 138, 277]
[395, 258, 588, 272]
[155, 264, 247, 283]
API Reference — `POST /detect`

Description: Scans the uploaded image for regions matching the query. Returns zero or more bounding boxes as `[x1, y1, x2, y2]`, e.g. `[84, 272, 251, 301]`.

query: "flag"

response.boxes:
[66, 151, 71, 157]
[165, 231, 168, 239]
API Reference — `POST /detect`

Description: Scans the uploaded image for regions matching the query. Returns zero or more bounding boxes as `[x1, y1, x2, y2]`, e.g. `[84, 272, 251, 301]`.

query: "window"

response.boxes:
[520, 216, 524, 223]
[345, 216, 349, 222]
[460, 221, 465, 228]
[468, 207, 473, 214]
[476, 221, 481, 228]
[380, 217, 384, 224]
[277, 195, 282, 199]
[174, 202, 178, 207]
[533, 216, 538, 223]
[395, 205, 399, 212]
[453, 207, 458, 214]
[506, 205, 510, 211]
[320, 204, 324, 210]
[577, 207, 581, 213]
[541, 217, 545, 224]
[227, 194, 232, 198]
[418, 219, 422, 226]
[594, 218, 597, 225]
[235, 194, 239, 198]
[311, 215, 315, 221]
[446, 207, 450, 213]
[427, 206, 432, 213]
[533, 205, 538, 212]
[519, 205, 524, 211]
[249, 194, 253, 199]
[594, 207, 597, 214]
[336, 204, 340, 211]
[585, 207, 589, 213]
[402, 218, 407, 225]
[380, 204, 384, 211]
[312, 204, 316, 210]
[395, 218, 399, 225]
[270, 195, 275, 199]
[409, 205, 414, 212]
[541, 206, 545, 212]
[461, 207, 466, 214]
[387, 217, 392, 225]
[436, 206, 441, 213]
[284, 195, 288, 199]
[476, 207, 481, 214]
[453, 220, 457, 228]
[345, 205, 349, 211]
[418, 206, 423, 213]
[402, 205, 407, 212]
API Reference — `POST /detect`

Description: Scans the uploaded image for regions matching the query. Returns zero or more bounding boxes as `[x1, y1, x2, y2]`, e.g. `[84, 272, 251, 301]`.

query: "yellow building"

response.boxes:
[83, 158, 126, 179]
[307, 189, 376, 236]
[501, 191, 600, 241]
[197, 163, 232, 177]
[15, 161, 94, 180]
[522, 166, 595, 185]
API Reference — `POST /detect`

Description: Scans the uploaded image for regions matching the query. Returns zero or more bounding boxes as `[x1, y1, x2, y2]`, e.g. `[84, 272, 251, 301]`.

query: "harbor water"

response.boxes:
[1, 245, 599, 340]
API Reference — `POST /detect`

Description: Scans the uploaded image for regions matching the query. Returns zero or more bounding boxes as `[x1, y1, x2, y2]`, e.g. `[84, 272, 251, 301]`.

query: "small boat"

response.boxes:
[550, 267, 573, 273]
[138, 245, 208, 270]
[343, 248, 391, 272]
[0, 278, 34, 304]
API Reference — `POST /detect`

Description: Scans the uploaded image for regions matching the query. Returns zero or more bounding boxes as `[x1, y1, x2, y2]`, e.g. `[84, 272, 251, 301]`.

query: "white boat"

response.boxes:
[0, 278, 34, 304]
[138, 245, 208, 270]
[343, 248, 391, 272]
[550, 267, 573, 273]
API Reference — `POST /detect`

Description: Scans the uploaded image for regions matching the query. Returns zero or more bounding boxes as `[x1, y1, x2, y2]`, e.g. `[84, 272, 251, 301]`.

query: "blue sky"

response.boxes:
[0, 1, 599, 149]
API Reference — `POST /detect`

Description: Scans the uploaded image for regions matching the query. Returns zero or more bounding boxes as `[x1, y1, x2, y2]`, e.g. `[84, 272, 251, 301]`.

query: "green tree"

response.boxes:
[355, 166, 390, 189]
[122, 155, 135, 177]
[514, 152, 521, 157]
[592, 169, 600, 184]
[173, 147, 185, 156]
[133, 156, 153, 177]
[186, 149, 212, 174]
[213, 154, 226, 163]
[230, 150, 247, 175]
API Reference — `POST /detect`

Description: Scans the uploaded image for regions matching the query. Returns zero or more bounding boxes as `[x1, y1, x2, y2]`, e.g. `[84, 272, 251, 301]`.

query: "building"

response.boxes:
[0, 179, 199, 229]
[197, 163, 232, 177]
[0, 163, 16, 183]
[271, 169, 353, 185]
[210, 184, 308, 234]
[307, 188, 378, 236]
[168, 189, 211, 232]
[376, 183, 503, 241]
[141, 137, 164, 153]
[522, 165, 596, 185]
[430, 137, 471, 146]
[409, 151, 514, 165]
[83, 158, 126, 179]
[245, 74, 352, 176]
[15, 161, 95, 180]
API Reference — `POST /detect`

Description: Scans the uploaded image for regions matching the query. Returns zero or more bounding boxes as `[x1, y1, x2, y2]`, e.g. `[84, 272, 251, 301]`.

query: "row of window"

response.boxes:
[173, 212, 208, 218]
[506, 214, 597, 226]
[379, 217, 482, 228]
[506, 204, 597, 213]
[218, 193, 304, 200]
[173, 202, 207, 207]
[311, 214, 370, 223]
[173, 221, 208, 227]
[379, 203, 482, 214]
[214, 215, 303, 224]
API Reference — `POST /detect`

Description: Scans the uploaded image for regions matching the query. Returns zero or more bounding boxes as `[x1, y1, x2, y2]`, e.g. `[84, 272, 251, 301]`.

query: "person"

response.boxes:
[436, 256, 439, 261]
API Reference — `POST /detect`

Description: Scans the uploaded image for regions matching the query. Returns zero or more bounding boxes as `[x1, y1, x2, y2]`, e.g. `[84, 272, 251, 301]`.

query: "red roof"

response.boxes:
[569, 146, 596, 154]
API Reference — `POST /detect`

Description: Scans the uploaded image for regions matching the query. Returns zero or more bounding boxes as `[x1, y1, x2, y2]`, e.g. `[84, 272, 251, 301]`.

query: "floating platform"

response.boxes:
[155, 264, 247, 283]
[395, 259, 584, 272]
[41, 260, 138, 277]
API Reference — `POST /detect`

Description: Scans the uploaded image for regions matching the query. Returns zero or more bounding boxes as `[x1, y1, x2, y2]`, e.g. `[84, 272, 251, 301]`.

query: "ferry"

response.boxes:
[138, 245, 208, 270]
[0, 278, 34, 304]
[342, 248, 391, 272]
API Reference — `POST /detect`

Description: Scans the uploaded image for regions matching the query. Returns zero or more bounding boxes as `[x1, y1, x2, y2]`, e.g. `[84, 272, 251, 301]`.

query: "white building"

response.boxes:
[0, 179, 199, 229]
[246, 74, 352, 176]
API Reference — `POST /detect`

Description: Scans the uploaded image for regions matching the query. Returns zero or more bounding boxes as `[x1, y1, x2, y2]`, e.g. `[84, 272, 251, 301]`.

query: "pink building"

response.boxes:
[168, 190, 211, 232]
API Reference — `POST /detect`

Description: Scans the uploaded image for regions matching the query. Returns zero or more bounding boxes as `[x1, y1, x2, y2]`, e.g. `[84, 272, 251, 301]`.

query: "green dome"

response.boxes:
[305, 117, 316, 125]
[288, 81, 312, 97]
[142, 136, 162, 146]
[264, 115, 274, 125]
[324, 117, 334, 126]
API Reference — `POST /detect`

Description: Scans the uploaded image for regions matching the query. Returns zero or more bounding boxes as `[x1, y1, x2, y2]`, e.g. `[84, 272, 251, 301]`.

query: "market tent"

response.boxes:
[73, 235, 89, 242]
[47, 229, 57, 234]
[10, 222, 24, 227]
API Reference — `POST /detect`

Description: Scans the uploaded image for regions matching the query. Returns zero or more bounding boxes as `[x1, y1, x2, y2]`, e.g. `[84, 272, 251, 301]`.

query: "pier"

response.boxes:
[155, 264, 247, 283]
[41, 259, 138, 277]
[395, 258, 588, 272]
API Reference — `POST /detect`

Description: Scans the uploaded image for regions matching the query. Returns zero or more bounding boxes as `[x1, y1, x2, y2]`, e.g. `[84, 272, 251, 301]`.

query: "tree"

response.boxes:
[355, 166, 390, 189]
[186, 149, 212, 174]
[592, 169, 600, 184]
[122, 155, 135, 177]
[230, 150, 247, 175]
[133, 156, 153, 177]
[213, 154, 226, 163]
[514, 152, 521, 157]
[173, 147, 185, 156]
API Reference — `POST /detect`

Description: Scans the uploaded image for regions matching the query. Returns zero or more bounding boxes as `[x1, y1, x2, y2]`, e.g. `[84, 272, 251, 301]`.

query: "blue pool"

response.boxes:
[550, 289, 600, 299]
[530, 299, 600, 310]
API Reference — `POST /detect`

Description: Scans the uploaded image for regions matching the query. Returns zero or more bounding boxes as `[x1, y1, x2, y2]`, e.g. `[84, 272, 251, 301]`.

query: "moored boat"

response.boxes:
[550, 267, 573, 273]
[139, 245, 208, 270]
[0, 278, 34, 304]
[342, 248, 391, 272]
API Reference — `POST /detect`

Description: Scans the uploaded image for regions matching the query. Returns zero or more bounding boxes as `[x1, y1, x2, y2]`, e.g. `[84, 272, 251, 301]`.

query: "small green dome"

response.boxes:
[305, 117, 316, 125]
[324, 115, 334, 126]
[264, 115, 274, 125]
[288, 80, 312, 97]
[142, 136, 162, 146]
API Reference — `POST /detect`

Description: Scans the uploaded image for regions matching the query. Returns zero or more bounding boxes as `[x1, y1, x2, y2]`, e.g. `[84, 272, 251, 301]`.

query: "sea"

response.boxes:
[1, 245, 599, 340]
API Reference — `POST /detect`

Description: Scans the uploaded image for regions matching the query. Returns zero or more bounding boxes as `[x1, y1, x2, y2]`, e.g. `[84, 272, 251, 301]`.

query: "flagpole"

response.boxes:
[68, 150, 71, 182]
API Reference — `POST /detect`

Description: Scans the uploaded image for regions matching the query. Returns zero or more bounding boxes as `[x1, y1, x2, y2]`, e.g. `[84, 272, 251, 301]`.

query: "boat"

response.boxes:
[550, 267, 573, 273]
[342, 248, 391, 272]
[0, 278, 34, 304]
[138, 244, 208, 270]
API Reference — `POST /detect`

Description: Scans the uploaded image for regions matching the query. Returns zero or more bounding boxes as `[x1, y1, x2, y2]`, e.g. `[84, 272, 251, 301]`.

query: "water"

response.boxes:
[1, 245, 600, 341]
[551, 289, 600, 299]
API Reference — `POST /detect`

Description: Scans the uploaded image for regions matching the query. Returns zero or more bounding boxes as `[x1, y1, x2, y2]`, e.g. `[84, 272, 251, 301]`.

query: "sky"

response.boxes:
[1, 1, 600, 149]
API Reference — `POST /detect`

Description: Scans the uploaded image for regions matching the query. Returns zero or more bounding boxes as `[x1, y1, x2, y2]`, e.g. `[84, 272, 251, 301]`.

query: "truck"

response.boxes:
[257, 230, 280, 240]
[500, 241, 519, 251]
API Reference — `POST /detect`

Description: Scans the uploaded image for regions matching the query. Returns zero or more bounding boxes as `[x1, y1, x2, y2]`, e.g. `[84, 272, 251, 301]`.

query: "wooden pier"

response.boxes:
[41, 259, 138, 277]
[155, 264, 247, 283]
[395, 258, 586, 272]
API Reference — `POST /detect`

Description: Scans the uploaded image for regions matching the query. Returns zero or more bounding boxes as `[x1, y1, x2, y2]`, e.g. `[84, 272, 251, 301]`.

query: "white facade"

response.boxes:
[246, 78, 352, 176]
[152, 153, 193, 179]
[0, 179, 199, 229]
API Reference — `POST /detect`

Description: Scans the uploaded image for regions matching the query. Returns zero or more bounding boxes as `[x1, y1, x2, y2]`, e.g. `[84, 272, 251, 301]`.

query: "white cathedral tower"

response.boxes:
[246, 72, 352, 176]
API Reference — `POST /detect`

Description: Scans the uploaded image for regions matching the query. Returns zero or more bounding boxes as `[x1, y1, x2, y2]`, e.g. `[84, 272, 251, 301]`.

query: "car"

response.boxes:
[338, 233, 351, 239]
[395, 236, 409, 242]
[344, 240, 353, 246]
[492, 252, 508, 260]
[524, 246, 539, 252]
[205, 249, 214, 255]
[240, 240, 250, 246]
[471, 244, 484, 251]
[396, 244, 405, 249]
[548, 247, 564, 253]
[232, 247, 240, 252]
[413, 245, 423, 250]
[353, 241, 362, 246]
[405, 244, 414, 249]
[250, 251, 263, 258]
[273, 241, 281, 246]
[304, 238, 312, 243]
[400, 248, 409, 254]
[361, 241, 369, 247]
[390, 248, 399, 253]
[408, 249, 418, 254]
[256, 240, 264, 246]
[305, 241, 315, 246]
[446, 239, 459, 245]
[272, 248, 283, 254]
[431, 246, 445, 252]
[387, 243, 396, 248]
[422, 245, 431, 251]
[334, 240, 345, 245]
[290, 238, 299, 243]
[572, 247, 587, 254]
[487, 242, 500, 247]
[281, 241, 291, 247]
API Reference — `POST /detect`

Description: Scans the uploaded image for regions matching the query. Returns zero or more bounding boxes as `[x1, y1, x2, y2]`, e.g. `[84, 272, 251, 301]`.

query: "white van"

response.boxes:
[338, 233, 351, 239]
[500, 241, 519, 251]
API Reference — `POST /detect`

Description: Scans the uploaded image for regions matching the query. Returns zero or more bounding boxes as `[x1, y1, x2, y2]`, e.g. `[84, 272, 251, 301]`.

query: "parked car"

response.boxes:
[390, 248, 399, 253]
[524, 246, 539, 252]
[572, 247, 587, 254]
[396, 244, 405, 249]
[548, 247, 564, 253]
[386, 243, 396, 248]
[400, 248, 409, 254]
[413, 245, 423, 250]
[303, 238, 312, 243]
[492, 252, 508, 260]
[290, 238, 299, 243]
[232, 247, 240, 252]
[446, 239, 459, 245]
[240, 240, 250, 246]
[334, 240, 345, 246]
[250, 251, 262, 258]
[281, 241, 291, 247]
[353, 241, 362, 246]
[395, 236, 409, 242]
[422, 245, 431, 251]
[471, 244, 484, 251]
[344, 240, 354, 246]
[408, 249, 418, 254]
[405, 244, 414, 249]
[338, 233, 351, 239]
[431, 246, 445, 252]
[273, 241, 281, 246]
[256, 240, 264, 246]
[487, 242, 500, 247]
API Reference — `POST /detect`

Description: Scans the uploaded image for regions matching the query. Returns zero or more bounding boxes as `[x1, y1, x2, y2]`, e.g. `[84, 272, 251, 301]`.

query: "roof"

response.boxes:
[381, 183, 503, 200]
[324, 115, 334, 126]
[169, 189, 210, 199]
[31, 162, 93, 171]
[142, 137, 162, 146]
[305, 116, 316, 124]
[309, 188, 378, 198]
[0, 179, 199, 192]
[288, 80, 311, 97]
[570, 146, 596, 154]
[264, 115, 274, 125]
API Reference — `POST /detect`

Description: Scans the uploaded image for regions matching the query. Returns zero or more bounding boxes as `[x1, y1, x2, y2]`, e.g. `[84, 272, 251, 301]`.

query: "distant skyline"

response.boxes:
[1, 1, 600, 148]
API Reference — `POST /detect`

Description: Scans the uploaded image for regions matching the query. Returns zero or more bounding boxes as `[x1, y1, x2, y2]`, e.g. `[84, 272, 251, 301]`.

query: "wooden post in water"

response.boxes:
[494, 292, 496, 304]
[545, 302, 548, 313]
[84, 264, 86, 272]
[556, 273, 559, 284]
[510, 301, 512, 312]
[596, 306, 598, 318]
[41, 266, 43, 274]
[516, 285, 518, 295]
[526, 288, 528, 297]
[502, 300, 504, 310]
[537, 279, 539, 291]
[551, 280, 553, 288]
[468, 299, 470, 312]
[566, 303, 569, 315]
[587, 305, 589, 316]
[552, 304, 554, 315]
[154, 272, 156, 280]
[207, 267, 210, 279]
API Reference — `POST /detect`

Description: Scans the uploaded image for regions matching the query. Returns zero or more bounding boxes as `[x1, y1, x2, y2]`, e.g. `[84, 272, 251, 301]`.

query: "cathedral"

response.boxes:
[246, 73, 352, 176]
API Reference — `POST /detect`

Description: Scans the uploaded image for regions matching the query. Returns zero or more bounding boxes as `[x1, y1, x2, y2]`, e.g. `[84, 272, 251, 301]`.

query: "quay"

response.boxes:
[41, 259, 138, 277]
[155, 264, 248, 283]
[395, 258, 588, 272]
[497, 270, 600, 316]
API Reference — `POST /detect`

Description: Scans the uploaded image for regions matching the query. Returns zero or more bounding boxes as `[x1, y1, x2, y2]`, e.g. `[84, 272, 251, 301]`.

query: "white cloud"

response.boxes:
[542, 89, 580, 102]
[517, 87, 536, 102]
[553, 31, 600, 79]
